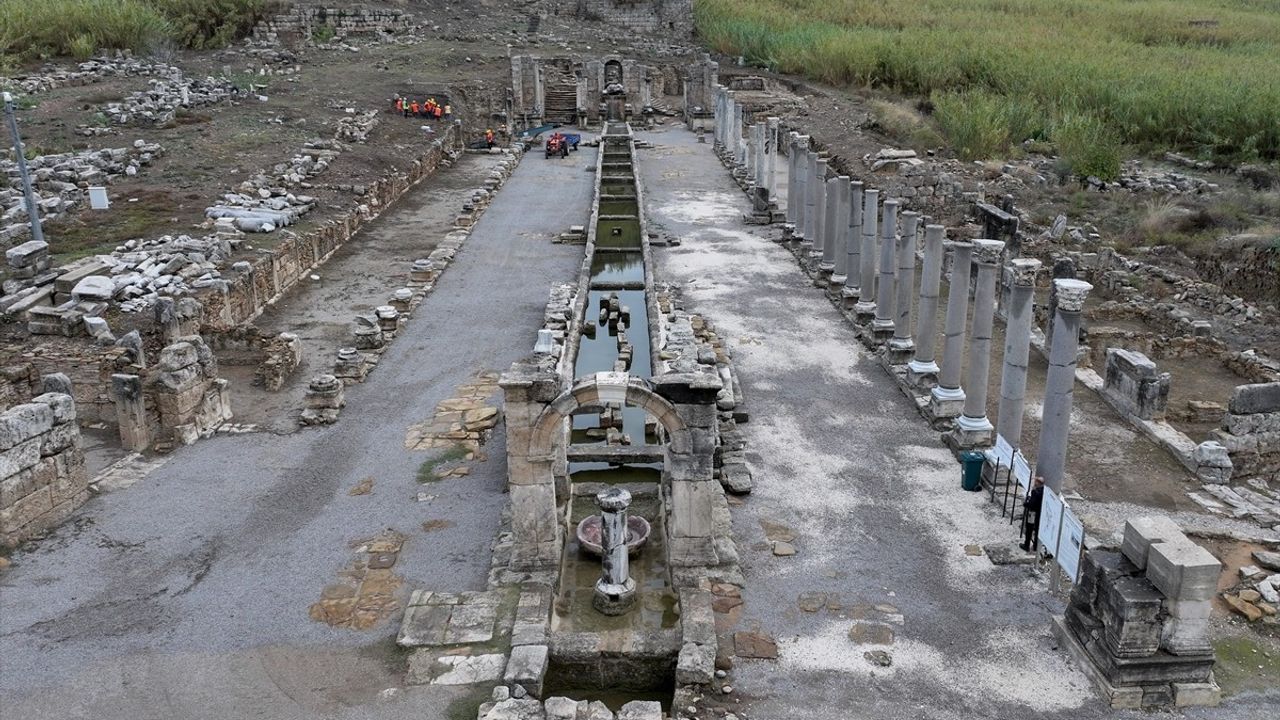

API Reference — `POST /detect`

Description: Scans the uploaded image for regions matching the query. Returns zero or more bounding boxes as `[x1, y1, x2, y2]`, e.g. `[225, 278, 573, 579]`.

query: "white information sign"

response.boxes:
[993, 434, 1014, 468]
[1013, 451, 1032, 491]
[88, 186, 109, 210]
[1037, 486, 1063, 556]
[1057, 507, 1085, 582]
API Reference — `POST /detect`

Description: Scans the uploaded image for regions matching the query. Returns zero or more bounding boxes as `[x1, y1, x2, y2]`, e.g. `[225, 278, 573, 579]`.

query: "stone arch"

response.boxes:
[529, 372, 690, 460]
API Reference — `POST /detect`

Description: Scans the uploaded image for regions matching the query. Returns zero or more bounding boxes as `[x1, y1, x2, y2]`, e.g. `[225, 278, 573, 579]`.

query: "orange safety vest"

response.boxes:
[395, 98, 402, 111]
[411, 102, 419, 114]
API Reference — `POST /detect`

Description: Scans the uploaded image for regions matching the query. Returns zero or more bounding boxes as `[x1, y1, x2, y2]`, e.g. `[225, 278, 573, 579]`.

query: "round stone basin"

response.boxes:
[575, 515, 651, 556]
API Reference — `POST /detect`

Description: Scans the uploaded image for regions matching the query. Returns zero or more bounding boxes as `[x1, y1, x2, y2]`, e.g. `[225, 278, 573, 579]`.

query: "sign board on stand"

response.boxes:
[1058, 507, 1085, 582]
[1037, 486, 1063, 557]
[1012, 451, 1032, 491]
[993, 434, 1013, 467]
[88, 186, 109, 210]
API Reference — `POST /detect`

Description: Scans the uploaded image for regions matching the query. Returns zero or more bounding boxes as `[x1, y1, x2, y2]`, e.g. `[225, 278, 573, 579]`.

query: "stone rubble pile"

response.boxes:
[0, 55, 178, 95]
[203, 139, 342, 232]
[335, 110, 379, 143]
[478, 687, 662, 720]
[100, 233, 236, 312]
[2, 141, 164, 244]
[102, 71, 240, 125]
[1229, 551, 1280, 623]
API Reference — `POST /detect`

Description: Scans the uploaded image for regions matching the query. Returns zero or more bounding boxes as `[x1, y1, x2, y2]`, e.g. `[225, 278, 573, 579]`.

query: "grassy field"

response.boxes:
[0, 0, 276, 64]
[695, 0, 1280, 176]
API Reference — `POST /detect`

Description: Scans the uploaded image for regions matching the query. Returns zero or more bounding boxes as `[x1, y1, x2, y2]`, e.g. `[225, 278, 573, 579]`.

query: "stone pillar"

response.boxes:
[949, 239, 1005, 448]
[593, 487, 637, 615]
[810, 158, 828, 272]
[802, 151, 818, 246]
[854, 189, 880, 321]
[886, 212, 920, 363]
[830, 177, 851, 288]
[500, 363, 562, 572]
[842, 180, 864, 307]
[766, 117, 780, 197]
[818, 173, 837, 281]
[713, 88, 724, 149]
[1036, 279, 1093, 493]
[908, 225, 946, 388]
[786, 134, 801, 230]
[872, 199, 900, 341]
[112, 373, 150, 451]
[753, 124, 767, 191]
[995, 258, 1041, 448]
[733, 102, 747, 167]
[928, 240, 975, 424]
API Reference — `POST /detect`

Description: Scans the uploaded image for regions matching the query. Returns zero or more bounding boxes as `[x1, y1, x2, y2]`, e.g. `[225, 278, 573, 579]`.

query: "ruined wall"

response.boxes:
[200, 124, 460, 330]
[1192, 237, 1280, 305]
[0, 393, 88, 546]
[1, 343, 135, 423]
[253, 5, 415, 43]
[1213, 382, 1280, 480]
[574, 0, 693, 35]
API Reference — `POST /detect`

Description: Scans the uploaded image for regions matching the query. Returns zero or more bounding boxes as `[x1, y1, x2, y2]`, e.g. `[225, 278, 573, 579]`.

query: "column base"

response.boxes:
[871, 318, 895, 342]
[840, 286, 860, 309]
[907, 360, 940, 390]
[884, 337, 915, 365]
[827, 275, 848, 299]
[927, 386, 965, 429]
[593, 577, 637, 616]
[854, 301, 877, 322]
[947, 415, 994, 450]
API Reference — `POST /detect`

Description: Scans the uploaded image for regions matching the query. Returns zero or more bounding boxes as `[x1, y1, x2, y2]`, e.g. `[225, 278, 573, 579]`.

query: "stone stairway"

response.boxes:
[543, 68, 577, 124]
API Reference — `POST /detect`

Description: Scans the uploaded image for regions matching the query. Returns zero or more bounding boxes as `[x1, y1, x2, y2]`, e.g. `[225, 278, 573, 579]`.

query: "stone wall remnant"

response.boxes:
[0, 392, 87, 546]
[1212, 382, 1280, 480]
[1055, 518, 1221, 709]
[1102, 349, 1171, 422]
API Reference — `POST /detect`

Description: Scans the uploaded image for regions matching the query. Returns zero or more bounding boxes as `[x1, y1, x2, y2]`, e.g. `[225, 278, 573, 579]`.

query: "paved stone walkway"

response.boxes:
[0, 142, 596, 720]
[639, 127, 1271, 720]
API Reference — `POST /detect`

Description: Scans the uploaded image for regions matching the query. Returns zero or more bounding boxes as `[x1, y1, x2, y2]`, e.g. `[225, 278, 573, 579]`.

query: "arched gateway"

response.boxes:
[501, 368, 721, 573]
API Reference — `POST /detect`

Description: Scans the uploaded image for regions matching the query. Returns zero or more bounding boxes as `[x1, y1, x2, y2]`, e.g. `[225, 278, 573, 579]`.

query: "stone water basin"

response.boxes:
[575, 515, 651, 556]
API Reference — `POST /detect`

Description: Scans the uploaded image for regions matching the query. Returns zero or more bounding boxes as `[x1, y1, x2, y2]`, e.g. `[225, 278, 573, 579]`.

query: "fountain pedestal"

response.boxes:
[593, 487, 638, 615]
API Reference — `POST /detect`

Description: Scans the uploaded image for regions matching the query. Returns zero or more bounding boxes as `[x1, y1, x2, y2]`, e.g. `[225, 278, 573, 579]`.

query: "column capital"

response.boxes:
[1053, 278, 1093, 312]
[972, 238, 1005, 265]
[1008, 258, 1042, 287]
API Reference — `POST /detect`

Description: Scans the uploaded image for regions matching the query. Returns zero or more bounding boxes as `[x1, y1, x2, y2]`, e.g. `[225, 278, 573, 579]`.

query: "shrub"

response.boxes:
[1051, 112, 1123, 181]
[0, 0, 276, 61]
[932, 90, 1016, 160]
[0, 0, 171, 60]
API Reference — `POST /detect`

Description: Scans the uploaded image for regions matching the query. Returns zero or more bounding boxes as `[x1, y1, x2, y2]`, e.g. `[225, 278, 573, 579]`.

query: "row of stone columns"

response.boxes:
[775, 131, 1091, 468]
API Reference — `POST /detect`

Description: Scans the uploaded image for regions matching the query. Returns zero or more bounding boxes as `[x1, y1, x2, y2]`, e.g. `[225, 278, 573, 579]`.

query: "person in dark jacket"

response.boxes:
[1021, 475, 1045, 551]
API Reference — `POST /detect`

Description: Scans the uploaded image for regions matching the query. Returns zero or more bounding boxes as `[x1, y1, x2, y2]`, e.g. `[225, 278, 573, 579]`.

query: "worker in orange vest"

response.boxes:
[410, 100, 420, 116]
[394, 97, 402, 114]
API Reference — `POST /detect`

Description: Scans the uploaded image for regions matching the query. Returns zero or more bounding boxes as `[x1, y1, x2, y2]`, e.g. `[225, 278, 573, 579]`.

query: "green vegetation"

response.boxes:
[0, 0, 277, 61]
[695, 0, 1280, 171]
[415, 445, 470, 483]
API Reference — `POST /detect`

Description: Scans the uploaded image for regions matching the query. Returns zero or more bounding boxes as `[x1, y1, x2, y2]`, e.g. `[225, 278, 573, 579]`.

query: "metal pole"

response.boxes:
[3, 92, 45, 245]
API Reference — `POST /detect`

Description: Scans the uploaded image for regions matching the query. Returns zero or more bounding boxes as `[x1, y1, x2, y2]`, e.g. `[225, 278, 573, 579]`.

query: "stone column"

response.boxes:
[1036, 279, 1093, 493]
[785, 133, 798, 227]
[950, 239, 1005, 448]
[830, 177, 851, 288]
[112, 373, 150, 451]
[593, 487, 637, 615]
[928, 240, 974, 424]
[817, 172, 837, 281]
[886, 211, 920, 363]
[713, 87, 725, 150]
[908, 225, 946, 388]
[995, 258, 1041, 448]
[754, 124, 767, 191]
[854, 189, 880, 320]
[766, 117, 780, 197]
[790, 135, 808, 237]
[802, 151, 818, 247]
[809, 157, 828, 270]
[872, 199, 900, 340]
[733, 102, 747, 167]
[842, 180, 864, 307]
